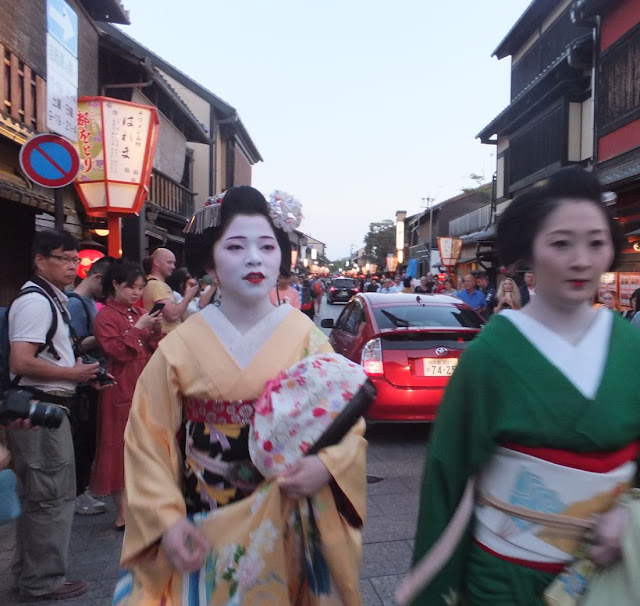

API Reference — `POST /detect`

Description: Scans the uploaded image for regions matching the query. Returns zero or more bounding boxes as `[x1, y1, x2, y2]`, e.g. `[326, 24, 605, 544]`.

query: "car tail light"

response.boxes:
[353, 287, 359, 293]
[330, 286, 336, 292]
[361, 338, 383, 376]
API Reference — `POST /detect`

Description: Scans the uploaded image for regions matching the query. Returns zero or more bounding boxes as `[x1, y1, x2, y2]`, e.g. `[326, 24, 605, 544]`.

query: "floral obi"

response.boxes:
[183, 397, 256, 425]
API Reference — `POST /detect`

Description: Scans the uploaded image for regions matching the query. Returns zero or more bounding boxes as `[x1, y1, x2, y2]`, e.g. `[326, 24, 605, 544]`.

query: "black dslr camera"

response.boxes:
[79, 353, 113, 386]
[0, 388, 65, 429]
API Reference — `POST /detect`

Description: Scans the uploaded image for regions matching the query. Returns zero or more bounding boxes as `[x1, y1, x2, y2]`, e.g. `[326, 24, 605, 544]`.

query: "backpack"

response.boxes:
[300, 287, 314, 311]
[0, 286, 59, 393]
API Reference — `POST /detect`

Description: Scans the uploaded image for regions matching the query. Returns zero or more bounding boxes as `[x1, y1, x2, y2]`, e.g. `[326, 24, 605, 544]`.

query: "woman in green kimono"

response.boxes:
[410, 167, 640, 605]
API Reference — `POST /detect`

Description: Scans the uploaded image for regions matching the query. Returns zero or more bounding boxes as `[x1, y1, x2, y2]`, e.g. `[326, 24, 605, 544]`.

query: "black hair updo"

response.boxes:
[185, 186, 291, 278]
[497, 166, 622, 270]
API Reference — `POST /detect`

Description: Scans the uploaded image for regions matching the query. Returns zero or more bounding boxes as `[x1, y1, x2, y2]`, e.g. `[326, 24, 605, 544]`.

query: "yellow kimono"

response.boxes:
[115, 305, 367, 605]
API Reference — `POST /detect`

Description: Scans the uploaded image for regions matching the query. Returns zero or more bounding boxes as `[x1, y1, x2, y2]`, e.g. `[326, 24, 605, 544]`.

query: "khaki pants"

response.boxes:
[7, 414, 76, 597]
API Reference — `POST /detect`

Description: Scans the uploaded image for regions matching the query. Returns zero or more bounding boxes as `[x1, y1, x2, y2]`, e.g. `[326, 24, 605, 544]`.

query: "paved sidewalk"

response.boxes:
[0, 424, 429, 606]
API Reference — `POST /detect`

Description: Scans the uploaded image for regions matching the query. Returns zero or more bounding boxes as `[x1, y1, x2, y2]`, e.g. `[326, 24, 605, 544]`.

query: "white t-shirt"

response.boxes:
[9, 279, 76, 392]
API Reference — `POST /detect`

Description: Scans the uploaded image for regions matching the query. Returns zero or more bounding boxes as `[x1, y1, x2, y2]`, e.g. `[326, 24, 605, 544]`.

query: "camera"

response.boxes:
[0, 389, 65, 429]
[80, 354, 113, 386]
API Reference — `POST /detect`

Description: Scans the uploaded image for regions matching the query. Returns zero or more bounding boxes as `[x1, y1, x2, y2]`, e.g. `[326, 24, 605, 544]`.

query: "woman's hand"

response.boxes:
[161, 518, 211, 572]
[135, 312, 159, 330]
[588, 503, 628, 566]
[277, 456, 331, 500]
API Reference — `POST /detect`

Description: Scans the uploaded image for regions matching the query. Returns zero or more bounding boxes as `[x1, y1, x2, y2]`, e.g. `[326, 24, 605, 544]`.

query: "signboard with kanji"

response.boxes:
[46, 0, 78, 141]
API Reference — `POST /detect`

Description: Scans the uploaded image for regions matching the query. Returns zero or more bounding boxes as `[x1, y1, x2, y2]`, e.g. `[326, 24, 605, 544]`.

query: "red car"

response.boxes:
[321, 293, 484, 422]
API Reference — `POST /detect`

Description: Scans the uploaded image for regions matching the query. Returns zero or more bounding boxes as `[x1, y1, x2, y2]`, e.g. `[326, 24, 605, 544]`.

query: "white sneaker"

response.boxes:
[75, 491, 107, 515]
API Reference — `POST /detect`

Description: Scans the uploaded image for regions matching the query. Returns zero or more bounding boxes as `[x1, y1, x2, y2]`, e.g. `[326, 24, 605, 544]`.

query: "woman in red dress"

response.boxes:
[90, 260, 162, 529]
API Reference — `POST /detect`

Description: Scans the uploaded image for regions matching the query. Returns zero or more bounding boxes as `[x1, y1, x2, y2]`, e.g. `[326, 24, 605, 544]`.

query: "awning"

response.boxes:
[0, 171, 73, 215]
[461, 224, 497, 244]
[145, 224, 168, 242]
[165, 232, 185, 244]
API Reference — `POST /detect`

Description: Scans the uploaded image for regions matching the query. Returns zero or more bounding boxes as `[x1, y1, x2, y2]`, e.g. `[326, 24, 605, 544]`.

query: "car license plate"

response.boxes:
[416, 358, 458, 376]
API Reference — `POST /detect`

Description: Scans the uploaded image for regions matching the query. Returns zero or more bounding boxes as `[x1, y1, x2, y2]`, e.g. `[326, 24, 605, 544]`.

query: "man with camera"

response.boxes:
[5, 230, 110, 602]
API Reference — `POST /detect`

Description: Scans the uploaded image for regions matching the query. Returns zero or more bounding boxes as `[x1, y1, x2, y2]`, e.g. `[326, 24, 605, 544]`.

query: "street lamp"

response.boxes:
[74, 97, 160, 257]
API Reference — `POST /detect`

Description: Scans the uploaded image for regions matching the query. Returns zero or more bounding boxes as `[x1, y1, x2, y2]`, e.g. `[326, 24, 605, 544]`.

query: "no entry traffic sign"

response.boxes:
[19, 134, 80, 188]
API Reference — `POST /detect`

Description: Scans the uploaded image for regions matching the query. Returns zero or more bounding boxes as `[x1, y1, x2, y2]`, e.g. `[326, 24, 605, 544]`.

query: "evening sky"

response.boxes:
[119, 0, 532, 258]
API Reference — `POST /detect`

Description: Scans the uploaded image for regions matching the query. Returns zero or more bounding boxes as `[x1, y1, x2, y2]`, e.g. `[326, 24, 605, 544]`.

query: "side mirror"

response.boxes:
[321, 319, 334, 329]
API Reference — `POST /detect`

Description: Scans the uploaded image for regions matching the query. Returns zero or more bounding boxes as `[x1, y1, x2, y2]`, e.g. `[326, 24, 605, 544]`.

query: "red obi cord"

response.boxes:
[501, 441, 640, 473]
[183, 398, 256, 424]
[474, 540, 567, 574]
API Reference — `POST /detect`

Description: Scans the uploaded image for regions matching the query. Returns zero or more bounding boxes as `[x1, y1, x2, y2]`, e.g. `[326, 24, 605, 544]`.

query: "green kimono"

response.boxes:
[411, 311, 640, 606]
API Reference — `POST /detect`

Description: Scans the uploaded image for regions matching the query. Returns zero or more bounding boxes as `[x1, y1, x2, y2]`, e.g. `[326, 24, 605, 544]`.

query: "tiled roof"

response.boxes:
[98, 23, 263, 163]
[477, 33, 591, 141]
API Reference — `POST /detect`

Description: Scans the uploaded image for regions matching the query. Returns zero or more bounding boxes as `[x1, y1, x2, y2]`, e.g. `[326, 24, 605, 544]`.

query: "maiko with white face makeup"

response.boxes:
[212, 214, 282, 309]
[410, 168, 640, 606]
[119, 186, 368, 605]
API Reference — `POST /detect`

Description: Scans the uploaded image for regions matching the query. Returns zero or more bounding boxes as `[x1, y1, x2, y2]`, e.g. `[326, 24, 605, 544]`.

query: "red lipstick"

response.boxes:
[244, 272, 265, 284]
[568, 280, 588, 288]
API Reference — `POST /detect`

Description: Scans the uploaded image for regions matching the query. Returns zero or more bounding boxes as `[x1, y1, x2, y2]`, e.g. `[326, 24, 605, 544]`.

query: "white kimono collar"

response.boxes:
[499, 308, 613, 400]
[200, 304, 292, 370]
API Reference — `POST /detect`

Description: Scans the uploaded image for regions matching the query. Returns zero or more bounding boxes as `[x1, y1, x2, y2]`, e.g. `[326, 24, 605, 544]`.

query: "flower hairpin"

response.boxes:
[268, 190, 303, 233]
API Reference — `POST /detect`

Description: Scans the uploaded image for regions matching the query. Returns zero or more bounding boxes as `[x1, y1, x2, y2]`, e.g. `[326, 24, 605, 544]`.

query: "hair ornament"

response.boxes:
[268, 190, 303, 233]
[183, 193, 225, 234]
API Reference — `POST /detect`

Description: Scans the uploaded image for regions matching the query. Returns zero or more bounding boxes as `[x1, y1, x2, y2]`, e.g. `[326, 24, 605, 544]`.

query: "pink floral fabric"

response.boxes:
[249, 353, 368, 478]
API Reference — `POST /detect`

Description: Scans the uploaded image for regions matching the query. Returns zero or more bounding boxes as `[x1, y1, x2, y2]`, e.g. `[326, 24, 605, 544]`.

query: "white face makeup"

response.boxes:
[212, 214, 282, 305]
[531, 200, 614, 309]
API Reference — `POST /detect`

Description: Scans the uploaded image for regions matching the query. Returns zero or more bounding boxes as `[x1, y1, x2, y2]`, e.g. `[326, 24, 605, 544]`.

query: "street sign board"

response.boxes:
[19, 134, 80, 188]
[47, 0, 78, 140]
[47, 0, 78, 57]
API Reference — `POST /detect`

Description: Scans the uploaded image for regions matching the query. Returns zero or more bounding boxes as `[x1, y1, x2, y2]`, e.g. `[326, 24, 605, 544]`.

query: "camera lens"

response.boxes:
[29, 402, 64, 429]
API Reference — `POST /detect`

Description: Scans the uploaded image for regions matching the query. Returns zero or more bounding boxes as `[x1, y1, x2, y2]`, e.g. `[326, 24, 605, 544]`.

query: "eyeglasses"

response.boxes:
[48, 254, 81, 266]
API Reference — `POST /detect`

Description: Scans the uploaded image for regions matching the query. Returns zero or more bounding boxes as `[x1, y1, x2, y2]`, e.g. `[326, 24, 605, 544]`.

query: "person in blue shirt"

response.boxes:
[456, 273, 487, 314]
[67, 255, 113, 516]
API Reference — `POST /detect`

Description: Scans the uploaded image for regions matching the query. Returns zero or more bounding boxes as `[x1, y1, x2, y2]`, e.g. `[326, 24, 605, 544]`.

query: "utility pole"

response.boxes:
[420, 197, 435, 272]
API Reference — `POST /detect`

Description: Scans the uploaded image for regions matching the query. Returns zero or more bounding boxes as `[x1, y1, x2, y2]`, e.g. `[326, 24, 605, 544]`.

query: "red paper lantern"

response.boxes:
[77, 249, 105, 279]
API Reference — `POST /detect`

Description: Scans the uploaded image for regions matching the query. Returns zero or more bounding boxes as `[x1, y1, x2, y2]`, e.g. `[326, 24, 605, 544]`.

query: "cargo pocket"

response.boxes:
[23, 420, 75, 506]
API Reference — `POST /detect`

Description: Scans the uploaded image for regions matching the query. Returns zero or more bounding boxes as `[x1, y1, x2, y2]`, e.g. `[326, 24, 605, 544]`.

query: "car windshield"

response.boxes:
[333, 279, 355, 288]
[373, 305, 483, 329]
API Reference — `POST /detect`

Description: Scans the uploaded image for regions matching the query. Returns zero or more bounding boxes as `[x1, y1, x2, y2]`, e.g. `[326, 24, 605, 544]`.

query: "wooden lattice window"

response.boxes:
[0, 43, 46, 132]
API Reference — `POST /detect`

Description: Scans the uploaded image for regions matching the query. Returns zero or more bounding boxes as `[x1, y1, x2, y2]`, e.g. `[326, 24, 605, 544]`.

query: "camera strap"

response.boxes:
[29, 276, 83, 352]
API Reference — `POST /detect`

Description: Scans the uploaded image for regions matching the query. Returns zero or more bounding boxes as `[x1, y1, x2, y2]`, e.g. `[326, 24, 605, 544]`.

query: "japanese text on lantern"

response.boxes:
[76, 101, 105, 181]
[103, 103, 151, 183]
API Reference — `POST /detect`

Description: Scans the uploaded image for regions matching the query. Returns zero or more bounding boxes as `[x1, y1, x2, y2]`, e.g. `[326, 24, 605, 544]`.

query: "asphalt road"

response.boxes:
[0, 297, 431, 605]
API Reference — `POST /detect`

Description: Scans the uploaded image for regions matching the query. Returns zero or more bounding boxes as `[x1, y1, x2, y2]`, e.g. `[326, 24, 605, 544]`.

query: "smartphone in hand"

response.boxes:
[150, 302, 165, 315]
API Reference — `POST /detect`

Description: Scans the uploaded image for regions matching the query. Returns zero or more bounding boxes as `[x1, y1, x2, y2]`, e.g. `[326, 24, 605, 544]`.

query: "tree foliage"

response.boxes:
[461, 173, 489, 194]
[364, 220, 395, 268]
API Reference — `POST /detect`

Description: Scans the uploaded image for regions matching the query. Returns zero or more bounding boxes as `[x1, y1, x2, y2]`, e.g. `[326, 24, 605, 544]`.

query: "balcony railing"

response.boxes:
[449, 205, 492, 237]
[510, 8, 592, 100]
[148, 169, 195, 220]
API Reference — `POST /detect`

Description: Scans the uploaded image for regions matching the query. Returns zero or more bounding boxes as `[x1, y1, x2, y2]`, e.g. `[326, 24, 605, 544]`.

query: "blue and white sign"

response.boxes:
[46, 0, 78, 140]
[47, 0, 78, 58]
